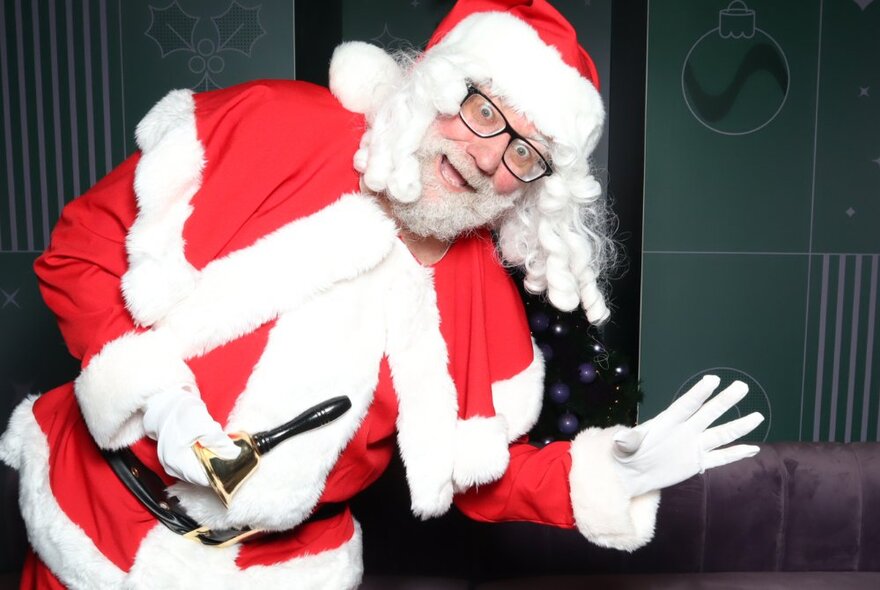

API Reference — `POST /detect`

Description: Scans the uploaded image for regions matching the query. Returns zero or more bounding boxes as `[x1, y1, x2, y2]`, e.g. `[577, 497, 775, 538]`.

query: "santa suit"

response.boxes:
[0, 80, 657, 589]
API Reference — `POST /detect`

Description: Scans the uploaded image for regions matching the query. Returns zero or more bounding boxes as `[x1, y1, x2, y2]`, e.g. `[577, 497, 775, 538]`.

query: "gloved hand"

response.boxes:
[611, 375, 764, 499]
[142, 386, 240, 486]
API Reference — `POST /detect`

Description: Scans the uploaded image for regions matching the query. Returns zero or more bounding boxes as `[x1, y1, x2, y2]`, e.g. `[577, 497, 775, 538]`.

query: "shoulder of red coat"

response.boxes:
[193, 79, 367, 138]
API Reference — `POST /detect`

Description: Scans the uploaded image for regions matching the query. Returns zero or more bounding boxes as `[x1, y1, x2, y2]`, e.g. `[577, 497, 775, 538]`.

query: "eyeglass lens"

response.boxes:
[459, 93, 550, 183]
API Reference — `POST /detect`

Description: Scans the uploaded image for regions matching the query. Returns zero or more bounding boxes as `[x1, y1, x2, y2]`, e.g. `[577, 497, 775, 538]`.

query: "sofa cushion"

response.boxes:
[477, 572, 880, 590]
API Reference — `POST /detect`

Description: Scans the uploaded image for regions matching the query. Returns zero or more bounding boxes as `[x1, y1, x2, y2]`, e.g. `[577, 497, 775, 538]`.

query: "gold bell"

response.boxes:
[192, 433, 260, 508]
[191, 396, 353, 508]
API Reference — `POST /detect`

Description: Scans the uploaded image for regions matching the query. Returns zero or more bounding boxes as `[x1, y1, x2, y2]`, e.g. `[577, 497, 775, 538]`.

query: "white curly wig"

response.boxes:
[329, 10, 616, 325]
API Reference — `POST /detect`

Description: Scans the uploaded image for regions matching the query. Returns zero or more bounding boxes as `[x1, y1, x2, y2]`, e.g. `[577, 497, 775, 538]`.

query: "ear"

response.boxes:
[329, 41, 403, 117]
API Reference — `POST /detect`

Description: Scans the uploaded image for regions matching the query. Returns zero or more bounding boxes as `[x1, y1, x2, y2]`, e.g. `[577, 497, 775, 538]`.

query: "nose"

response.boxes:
[465, 133, 510, 176]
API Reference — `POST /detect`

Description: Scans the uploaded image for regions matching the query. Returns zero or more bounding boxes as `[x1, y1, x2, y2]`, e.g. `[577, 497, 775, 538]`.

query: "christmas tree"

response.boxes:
[519, 287, 642, 445]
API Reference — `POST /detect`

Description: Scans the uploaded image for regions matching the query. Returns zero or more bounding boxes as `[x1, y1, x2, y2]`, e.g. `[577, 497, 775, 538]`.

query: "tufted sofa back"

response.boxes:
[465, 443, 880, 578]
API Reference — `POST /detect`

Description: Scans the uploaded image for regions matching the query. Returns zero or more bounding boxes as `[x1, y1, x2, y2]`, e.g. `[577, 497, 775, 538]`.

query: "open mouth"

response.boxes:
[437, 154, 474, 192]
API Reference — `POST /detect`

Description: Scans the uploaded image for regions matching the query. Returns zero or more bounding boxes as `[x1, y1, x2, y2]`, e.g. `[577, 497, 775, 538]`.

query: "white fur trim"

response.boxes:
[569, 426, 660, 552]
[492, 340, 545, 441]
[155, 194, 397, 359]
[134, 89, 197, 153]
[1, 398, 364, 588]
[0, 397, 126, 589]
[452, 416, 509, 491]
[124, 89, 202, 327]
[74, 330, 195, 449]
[330, 42, 403, 118]
[384, 243, 459, 519]
[169, 274, 388, 531]
[127, 521, 363, 589]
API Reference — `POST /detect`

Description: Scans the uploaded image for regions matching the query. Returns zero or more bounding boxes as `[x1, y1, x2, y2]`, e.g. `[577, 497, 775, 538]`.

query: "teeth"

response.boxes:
[440, 155, 467, 188]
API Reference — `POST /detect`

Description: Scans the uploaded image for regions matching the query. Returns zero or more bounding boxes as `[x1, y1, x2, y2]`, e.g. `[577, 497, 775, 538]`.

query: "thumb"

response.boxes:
[613, 426, 647, 455]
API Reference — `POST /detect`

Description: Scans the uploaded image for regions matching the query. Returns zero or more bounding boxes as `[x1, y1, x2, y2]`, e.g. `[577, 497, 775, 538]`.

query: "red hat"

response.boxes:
[427, 0, 600, 91]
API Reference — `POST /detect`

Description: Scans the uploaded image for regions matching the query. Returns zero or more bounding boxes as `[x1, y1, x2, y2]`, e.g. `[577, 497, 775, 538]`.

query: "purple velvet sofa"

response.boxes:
[2, 443, 879, 589]
[359, 442, 880, 589]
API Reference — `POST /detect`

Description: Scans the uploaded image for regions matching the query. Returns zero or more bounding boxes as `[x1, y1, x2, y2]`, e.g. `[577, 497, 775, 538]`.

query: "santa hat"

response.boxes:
[330, 0, 612, 324]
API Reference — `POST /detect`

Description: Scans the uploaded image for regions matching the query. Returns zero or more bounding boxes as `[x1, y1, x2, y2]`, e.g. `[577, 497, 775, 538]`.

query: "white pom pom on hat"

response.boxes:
[329, 41, 404, 118]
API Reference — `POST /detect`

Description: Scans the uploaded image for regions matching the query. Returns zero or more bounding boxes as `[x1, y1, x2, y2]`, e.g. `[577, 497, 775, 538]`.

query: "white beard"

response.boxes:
[389, 129, 521, 241]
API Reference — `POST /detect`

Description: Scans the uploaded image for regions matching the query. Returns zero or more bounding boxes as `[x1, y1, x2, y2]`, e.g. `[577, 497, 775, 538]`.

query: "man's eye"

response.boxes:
[479, 103, 494, 119]
[512, 141, 534, 161]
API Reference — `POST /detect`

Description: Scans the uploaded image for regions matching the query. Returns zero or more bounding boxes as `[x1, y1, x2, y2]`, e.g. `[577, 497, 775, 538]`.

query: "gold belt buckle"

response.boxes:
[183, 525, 265, 548]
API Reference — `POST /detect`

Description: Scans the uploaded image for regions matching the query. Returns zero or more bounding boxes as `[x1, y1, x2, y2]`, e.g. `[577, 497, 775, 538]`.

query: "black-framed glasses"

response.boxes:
[459, 85, 553, 183]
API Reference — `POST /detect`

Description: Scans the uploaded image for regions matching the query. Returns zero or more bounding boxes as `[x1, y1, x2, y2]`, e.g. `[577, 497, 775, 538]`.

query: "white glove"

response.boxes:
[142, 386, 240, 486]
[611, 375, 764, 499]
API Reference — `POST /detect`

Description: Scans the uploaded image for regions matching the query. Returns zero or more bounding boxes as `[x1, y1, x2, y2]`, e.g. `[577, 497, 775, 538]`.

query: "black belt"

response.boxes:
[103, 447, 345, 547]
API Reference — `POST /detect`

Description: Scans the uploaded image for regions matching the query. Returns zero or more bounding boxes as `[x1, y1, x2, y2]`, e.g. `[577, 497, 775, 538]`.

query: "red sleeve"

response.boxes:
[454, 440, 576, 528]
[33, 154, 141, 366]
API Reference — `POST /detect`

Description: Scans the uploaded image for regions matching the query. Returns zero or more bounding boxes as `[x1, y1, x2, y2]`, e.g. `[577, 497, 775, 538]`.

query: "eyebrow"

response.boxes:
[529, 134, 551, 151]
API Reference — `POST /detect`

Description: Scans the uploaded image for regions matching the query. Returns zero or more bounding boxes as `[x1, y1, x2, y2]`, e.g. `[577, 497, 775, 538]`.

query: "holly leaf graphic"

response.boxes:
[192, 74, 222, 93]
[145, 2, 198, 57]
[213, 2, 265, 56]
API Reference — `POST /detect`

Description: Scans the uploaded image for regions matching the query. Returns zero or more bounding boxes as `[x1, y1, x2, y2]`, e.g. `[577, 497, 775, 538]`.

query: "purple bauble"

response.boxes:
[578, 362, 598, 384]
[538, 342, 554, 361]
[557, 412, 580, 435]
[548, 382, 571, 404]
[550, 322, 569, 337]
[529, 312, 551, 332]
[539, 436, 556, 447]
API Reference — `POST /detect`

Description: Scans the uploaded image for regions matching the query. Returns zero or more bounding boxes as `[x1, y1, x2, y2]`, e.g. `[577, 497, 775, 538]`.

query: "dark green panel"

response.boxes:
[640, 1, 879, 442]
[639, 253, 809, 442]
[643, 0, 819, 252]
[812, 1, 880, 253]
[120, 0, 296, 144]
[0, 255, 80, 413]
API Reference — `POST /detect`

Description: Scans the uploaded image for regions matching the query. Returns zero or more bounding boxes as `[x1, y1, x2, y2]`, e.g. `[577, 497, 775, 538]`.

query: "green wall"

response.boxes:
[639, 0, 880, 441]
[0, 0, 295, 425]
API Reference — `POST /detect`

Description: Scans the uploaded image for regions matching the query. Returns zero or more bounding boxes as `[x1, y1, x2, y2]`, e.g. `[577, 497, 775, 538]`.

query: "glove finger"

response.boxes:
[701, 412, 765, 451]
[197, 430, 242, 460]
[702, 444, 760, 471]
[657, 374, 720, 427]
[162, 448, 211, 486]
[690, 380, 749, 431]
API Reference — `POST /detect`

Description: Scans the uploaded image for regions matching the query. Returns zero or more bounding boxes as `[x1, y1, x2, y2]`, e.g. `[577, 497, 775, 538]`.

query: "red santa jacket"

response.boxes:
[0, 80, 659, 590]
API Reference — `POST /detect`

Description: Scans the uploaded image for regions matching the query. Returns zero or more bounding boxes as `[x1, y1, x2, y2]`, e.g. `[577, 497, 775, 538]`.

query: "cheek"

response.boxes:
[493, 172, 524, 197]
[434, 116, 471, 141]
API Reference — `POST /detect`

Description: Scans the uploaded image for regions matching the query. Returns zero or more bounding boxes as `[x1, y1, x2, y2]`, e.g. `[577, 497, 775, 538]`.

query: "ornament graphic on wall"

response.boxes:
[370, 24, 416, 53]
[1, 288, 21, 310]
[673, 367, 772, 442]
[145, 1, 266, 91]
[681, 1, 790, 136]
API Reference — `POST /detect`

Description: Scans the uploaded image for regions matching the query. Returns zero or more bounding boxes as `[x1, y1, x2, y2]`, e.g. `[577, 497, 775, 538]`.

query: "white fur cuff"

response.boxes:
[74, 330, 195, 449]
[569, 426, 660, 552]
[491, 341, 545, 442]
[452, 416, 510, 491]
